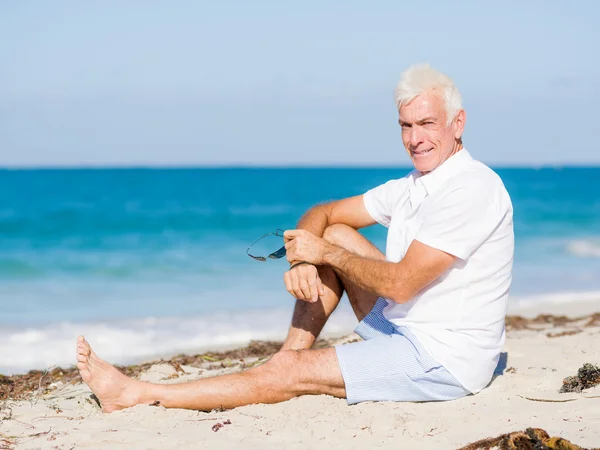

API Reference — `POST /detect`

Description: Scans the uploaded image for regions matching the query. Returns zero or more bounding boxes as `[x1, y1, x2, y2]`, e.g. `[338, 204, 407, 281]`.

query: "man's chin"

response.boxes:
[413, 161, 437, 174]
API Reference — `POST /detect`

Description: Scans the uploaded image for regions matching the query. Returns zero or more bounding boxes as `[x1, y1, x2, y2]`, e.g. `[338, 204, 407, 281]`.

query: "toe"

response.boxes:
[77, 346, 89, 360]
[77, 340, 91, 355]
[77, 336, 90, 350]
[89, 349, 102, 363]
[77, 365, 91, 383]
[77, 344, 90, 355]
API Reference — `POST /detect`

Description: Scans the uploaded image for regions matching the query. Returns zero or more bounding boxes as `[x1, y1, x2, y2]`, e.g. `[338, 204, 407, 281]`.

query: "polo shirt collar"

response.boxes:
[408, 149, 473, 208]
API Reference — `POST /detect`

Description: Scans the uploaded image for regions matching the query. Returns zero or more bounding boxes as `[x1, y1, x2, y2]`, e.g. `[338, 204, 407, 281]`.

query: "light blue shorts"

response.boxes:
[335, 298, 471, 405]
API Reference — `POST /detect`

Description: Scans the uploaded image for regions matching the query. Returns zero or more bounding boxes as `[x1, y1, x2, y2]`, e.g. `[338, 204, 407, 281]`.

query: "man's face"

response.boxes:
[398, 89, 464, 173]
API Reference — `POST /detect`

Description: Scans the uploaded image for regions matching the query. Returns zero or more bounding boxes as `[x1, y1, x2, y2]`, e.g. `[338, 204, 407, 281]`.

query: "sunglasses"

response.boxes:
[246, 229, 287, 262]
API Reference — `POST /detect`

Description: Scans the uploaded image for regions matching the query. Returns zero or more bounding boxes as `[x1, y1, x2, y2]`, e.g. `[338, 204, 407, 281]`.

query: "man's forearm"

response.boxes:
[296, 204, 330, 238]
[290, 204, 330, 265]
[324, 245, 409, 303]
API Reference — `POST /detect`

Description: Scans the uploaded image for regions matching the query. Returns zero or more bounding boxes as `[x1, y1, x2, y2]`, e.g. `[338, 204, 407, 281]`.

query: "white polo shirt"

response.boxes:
[363, 149, 514, 393]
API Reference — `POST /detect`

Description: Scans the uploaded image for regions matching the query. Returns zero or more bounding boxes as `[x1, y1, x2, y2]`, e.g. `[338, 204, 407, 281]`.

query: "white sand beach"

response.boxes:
[1, 300, 599, 450]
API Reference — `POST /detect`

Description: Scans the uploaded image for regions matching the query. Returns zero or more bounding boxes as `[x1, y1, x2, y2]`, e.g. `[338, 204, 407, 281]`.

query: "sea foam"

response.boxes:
[0, 306, 358, 375]
[566, 239, 600, 258]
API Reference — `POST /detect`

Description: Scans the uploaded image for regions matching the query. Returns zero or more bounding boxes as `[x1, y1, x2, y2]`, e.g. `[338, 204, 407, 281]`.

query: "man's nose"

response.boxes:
[409, 126, 424, 148]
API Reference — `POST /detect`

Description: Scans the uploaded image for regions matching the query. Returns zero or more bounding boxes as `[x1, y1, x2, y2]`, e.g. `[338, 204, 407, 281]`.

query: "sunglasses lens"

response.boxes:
[268, 245, 286, 259]
[247, 232, 285, 262]
[248, 254, 267, 262]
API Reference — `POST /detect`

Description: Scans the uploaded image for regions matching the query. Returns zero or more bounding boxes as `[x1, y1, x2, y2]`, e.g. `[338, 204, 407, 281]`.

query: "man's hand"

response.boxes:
[283, 263, 325, 303]
[284, 229, 331, 265]
[283, 229, 329, 303]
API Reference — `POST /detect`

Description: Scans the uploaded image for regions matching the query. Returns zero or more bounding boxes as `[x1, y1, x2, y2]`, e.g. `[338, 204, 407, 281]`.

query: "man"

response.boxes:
[76, 64, 514, 412]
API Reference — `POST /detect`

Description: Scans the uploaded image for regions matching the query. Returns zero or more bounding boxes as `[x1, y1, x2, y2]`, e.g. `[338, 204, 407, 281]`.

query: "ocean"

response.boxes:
[2, 167, 600, 375]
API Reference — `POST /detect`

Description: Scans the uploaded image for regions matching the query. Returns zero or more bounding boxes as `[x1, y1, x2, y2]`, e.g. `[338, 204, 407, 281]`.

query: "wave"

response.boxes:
[509, 289, 600, 312]
[565, 239, 600, 258]
[0, 307, 358, 376]
[0, 259, 44, 277]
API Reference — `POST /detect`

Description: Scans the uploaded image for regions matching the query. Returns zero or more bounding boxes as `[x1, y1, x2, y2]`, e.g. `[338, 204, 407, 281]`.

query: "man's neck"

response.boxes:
[420, 142, 463, 175]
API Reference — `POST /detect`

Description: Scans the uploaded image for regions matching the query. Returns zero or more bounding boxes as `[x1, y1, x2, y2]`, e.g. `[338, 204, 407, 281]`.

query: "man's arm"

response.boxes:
[285, 232, 456, 304]
[284, 195, 376, 303]
[324, 240, 455, 303]
[294, 195, 376, 241]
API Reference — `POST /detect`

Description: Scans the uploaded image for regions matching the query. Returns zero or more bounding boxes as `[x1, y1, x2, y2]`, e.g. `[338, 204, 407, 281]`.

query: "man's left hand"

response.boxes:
[284, 229, 331, 265]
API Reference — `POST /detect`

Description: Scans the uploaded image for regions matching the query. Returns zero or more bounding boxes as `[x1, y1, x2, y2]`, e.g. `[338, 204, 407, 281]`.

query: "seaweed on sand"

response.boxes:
[0, 340, 286, 402]
[458, 427, 596, 450]
[560, 363, 600, 394]
[505, 313, 600, 331]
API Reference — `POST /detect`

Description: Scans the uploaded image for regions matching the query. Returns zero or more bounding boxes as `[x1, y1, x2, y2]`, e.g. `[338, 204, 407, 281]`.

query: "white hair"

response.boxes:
[394, 64, 463, 125]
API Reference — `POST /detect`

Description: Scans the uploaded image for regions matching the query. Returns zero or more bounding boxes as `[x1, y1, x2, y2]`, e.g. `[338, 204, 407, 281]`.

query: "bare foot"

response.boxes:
[76, 336, 146, 413]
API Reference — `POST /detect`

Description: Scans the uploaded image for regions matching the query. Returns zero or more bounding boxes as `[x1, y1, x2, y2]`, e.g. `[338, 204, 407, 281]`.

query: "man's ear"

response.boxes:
[453, 109, 466, 140]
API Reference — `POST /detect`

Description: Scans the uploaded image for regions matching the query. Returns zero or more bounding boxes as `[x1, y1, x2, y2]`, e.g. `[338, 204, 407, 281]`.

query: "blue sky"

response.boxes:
[1, 1, 598, 167]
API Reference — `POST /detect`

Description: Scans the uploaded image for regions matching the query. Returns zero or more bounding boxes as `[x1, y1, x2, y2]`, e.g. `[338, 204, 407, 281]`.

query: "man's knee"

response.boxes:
[322, 223, 358, 247]
[264, 350, 302, 391]
[269, 350, 301, 374]
[322, 223, 384, 262]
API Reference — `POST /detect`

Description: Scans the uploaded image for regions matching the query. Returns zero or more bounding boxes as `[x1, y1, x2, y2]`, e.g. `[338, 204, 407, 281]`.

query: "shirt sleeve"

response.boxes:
[363, 179, 405, 228]
[415, 186, 506, 260]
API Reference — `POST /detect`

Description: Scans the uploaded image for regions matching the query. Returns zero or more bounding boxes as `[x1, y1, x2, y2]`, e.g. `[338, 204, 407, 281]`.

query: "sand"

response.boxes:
[1, 301, 600, 450]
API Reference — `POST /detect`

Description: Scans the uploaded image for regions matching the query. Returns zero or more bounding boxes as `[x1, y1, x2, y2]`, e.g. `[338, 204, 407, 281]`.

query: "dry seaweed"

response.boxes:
[0, 368, 81, 403]
[547, 330, 582, 339]
[458, 427, 595, 450]
[584, 313, 600, 327]
[505, 312, 600, 336]
[211, 419, 231, 432]
[506, 314, 575, 331]
[560, 363, 600, 394]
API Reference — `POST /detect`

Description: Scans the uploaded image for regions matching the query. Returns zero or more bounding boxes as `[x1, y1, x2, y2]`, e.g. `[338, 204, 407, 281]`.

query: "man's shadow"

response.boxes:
[491, 352, 509, 380]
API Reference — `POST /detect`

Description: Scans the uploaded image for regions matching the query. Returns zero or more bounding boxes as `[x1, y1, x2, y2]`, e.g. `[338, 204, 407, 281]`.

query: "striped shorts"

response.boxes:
[335, 298, 470, 405]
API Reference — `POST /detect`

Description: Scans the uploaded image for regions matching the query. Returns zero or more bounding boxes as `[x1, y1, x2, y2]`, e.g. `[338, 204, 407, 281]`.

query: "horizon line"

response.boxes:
[1, 163, 600, 170]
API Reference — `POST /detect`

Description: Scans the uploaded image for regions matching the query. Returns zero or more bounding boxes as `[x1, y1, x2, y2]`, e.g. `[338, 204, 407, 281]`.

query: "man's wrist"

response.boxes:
[289, 260, 309, 267]
[323, 243, 346, 268]
[289, 261, 314, 271]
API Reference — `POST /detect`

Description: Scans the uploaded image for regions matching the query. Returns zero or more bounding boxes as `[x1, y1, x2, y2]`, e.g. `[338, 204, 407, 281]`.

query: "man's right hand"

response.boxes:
[284, 263, 325, 303]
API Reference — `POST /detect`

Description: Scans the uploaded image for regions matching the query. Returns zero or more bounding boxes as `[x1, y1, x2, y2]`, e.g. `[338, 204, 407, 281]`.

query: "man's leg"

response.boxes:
[76, 336, 345, 413]
[282, 224, 385, 351]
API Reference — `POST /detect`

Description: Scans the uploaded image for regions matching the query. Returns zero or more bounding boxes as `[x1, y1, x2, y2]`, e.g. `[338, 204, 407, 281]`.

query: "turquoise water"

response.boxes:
[2, 167, 600, 373]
